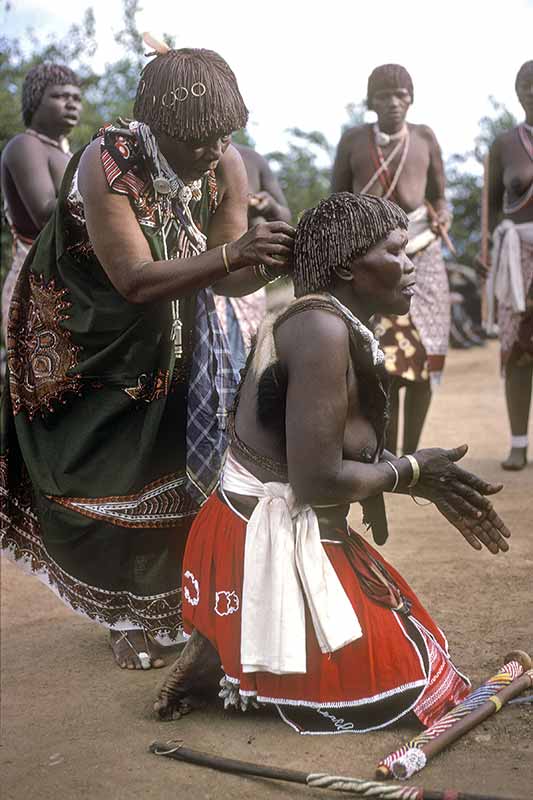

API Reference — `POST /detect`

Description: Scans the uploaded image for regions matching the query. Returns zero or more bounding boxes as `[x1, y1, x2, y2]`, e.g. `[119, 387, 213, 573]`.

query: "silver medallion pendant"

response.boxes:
[153, 176, 172, 195]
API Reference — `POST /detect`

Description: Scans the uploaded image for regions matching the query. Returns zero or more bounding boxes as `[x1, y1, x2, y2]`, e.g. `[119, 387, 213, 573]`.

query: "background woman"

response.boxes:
[487, 60, 533, 470]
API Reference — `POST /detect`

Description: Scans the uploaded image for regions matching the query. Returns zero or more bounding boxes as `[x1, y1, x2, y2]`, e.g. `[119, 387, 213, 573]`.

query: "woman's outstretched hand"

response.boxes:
[412, 444, 511, 554]
[227, 221, 295, 272]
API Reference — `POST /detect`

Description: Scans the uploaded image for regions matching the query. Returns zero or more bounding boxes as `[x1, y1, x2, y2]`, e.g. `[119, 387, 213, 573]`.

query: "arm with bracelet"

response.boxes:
[80, 141, 294, 305]
[379, 447, 510, 554]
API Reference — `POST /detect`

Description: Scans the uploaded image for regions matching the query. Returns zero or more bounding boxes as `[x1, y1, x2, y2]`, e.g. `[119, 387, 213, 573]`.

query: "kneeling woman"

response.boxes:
[155, 193, 510, 734]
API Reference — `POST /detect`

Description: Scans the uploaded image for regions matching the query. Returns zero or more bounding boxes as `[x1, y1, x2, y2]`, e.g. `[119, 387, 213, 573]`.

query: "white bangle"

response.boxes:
[384, 460, 399, 492]
[403, 454, 421, 489]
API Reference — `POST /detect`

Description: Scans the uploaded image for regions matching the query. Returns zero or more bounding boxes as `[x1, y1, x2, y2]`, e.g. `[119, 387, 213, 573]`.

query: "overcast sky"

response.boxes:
[4, 0, 533, 162]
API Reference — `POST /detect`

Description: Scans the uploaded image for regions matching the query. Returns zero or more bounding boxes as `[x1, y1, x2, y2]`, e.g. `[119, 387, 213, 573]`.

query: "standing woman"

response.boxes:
[487, 60, 533, 470]
[1, 63, 82, 337]
[0, 43, 293, 671]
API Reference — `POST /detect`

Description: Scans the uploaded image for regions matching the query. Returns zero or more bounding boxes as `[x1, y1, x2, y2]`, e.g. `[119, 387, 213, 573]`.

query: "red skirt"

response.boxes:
[182, 492, 469, 734]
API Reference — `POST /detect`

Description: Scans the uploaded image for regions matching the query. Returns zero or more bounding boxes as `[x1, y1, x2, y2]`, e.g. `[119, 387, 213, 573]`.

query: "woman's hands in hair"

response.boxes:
[411, 444, 511, 554]
[227, 221, 295, 272]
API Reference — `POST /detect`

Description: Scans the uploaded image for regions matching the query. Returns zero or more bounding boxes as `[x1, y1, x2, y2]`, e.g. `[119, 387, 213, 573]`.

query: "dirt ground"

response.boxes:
[1, 340, 532, 800]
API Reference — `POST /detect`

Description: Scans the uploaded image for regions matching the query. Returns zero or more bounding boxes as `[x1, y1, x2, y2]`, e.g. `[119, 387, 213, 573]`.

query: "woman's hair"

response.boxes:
[133, 48, 248, 141]
[22, 63, 80, 127]
[515, 60, 533, 94]
[292, 192, 408, 297]
[367, 63, 414, 109]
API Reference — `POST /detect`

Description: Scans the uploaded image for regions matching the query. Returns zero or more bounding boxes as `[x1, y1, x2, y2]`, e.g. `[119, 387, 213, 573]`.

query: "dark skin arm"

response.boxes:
[250, 159, 292, 223]
[78, 140, 294, 304]
[380, 447, 510, 554]
[331, 130, 355, 193]
[423, 125, 451, 231]
[2, 135, 58, 229]
[204, 145, 292, 295]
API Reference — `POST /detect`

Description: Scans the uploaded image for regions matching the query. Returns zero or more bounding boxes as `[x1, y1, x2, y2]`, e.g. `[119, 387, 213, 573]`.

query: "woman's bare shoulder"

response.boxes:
[77, 138, 106, 198]
[275, 303, 350, 365]
[215, 143, 247, 195]
[2, 132, 47, 166]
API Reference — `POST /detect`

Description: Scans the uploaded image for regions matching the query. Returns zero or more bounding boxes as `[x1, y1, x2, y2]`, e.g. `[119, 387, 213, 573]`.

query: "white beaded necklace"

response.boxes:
[25, 128, 71, 155]
[373, 123, 407, 147]
[360, 125, 410, 199]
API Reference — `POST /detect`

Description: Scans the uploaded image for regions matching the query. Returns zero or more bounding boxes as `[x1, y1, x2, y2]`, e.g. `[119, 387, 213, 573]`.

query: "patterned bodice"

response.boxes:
[65, 123, 218, 262]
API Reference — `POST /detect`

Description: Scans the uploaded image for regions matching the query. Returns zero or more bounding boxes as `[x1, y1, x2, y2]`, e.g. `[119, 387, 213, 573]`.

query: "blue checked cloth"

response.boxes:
[185, 287, 240, 506]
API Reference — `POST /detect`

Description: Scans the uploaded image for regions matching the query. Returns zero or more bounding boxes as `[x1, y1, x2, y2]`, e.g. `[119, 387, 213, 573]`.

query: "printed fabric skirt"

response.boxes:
[374, 240, 450, 385]
[182, 491, 470, 735]
[499, 240, 533, 372]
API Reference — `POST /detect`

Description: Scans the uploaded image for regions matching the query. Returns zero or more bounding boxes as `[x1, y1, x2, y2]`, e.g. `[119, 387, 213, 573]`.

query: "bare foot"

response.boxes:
[154, 630, 221, 720]
[501, 447, 527, 471]
[110, 629, 166, 670]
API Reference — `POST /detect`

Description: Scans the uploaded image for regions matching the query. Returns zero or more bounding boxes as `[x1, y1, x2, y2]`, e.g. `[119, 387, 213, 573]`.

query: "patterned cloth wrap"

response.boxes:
[0, 122, 239, 643]
[488, 219, 533, 372]
[374, 206, 450, 386]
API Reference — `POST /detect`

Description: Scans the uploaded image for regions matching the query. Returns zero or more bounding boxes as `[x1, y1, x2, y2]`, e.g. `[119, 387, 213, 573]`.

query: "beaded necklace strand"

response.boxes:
[25, 128, 71, 155]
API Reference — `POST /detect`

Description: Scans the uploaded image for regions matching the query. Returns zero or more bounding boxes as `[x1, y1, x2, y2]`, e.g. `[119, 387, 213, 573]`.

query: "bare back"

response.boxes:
[232, 305, 379, 493]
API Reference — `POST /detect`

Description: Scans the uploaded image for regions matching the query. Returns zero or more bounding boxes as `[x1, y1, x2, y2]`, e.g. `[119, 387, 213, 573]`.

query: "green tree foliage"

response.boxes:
[263, 104, 365, 223]
[232, 128, 255, 147]
[266, 128, 333, 223]
[0, 10, 100, 152]
[473, 97, 518, 163]
[0, 0, 520, 281]
[446, 155, 483, 264]
[341, 100, 366, 133]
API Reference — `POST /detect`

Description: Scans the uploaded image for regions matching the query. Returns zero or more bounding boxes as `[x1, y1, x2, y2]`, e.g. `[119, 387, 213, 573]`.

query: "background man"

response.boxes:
[1, 63, 82, 337]
[216, 140, 291, 370]
[331, 64, 451, 454]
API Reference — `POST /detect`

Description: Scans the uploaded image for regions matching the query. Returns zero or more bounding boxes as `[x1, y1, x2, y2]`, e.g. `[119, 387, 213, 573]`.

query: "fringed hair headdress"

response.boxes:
[22, 63, 80, 126]
[367, 63, 414, 110]
[134, 36, 248, 141]
[292, 192, 408, 297]
[515, 60, 533, 94]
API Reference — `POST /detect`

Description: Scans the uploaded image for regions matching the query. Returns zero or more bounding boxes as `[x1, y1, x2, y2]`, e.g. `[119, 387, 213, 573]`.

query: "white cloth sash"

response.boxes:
[487, 220, 533, 331]
[222, 451, 362, 675]
[406, 205, 437, 256]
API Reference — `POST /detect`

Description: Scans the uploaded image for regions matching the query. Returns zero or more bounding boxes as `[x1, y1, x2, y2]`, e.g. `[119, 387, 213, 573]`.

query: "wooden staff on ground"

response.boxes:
[149, 740, 519, 800]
